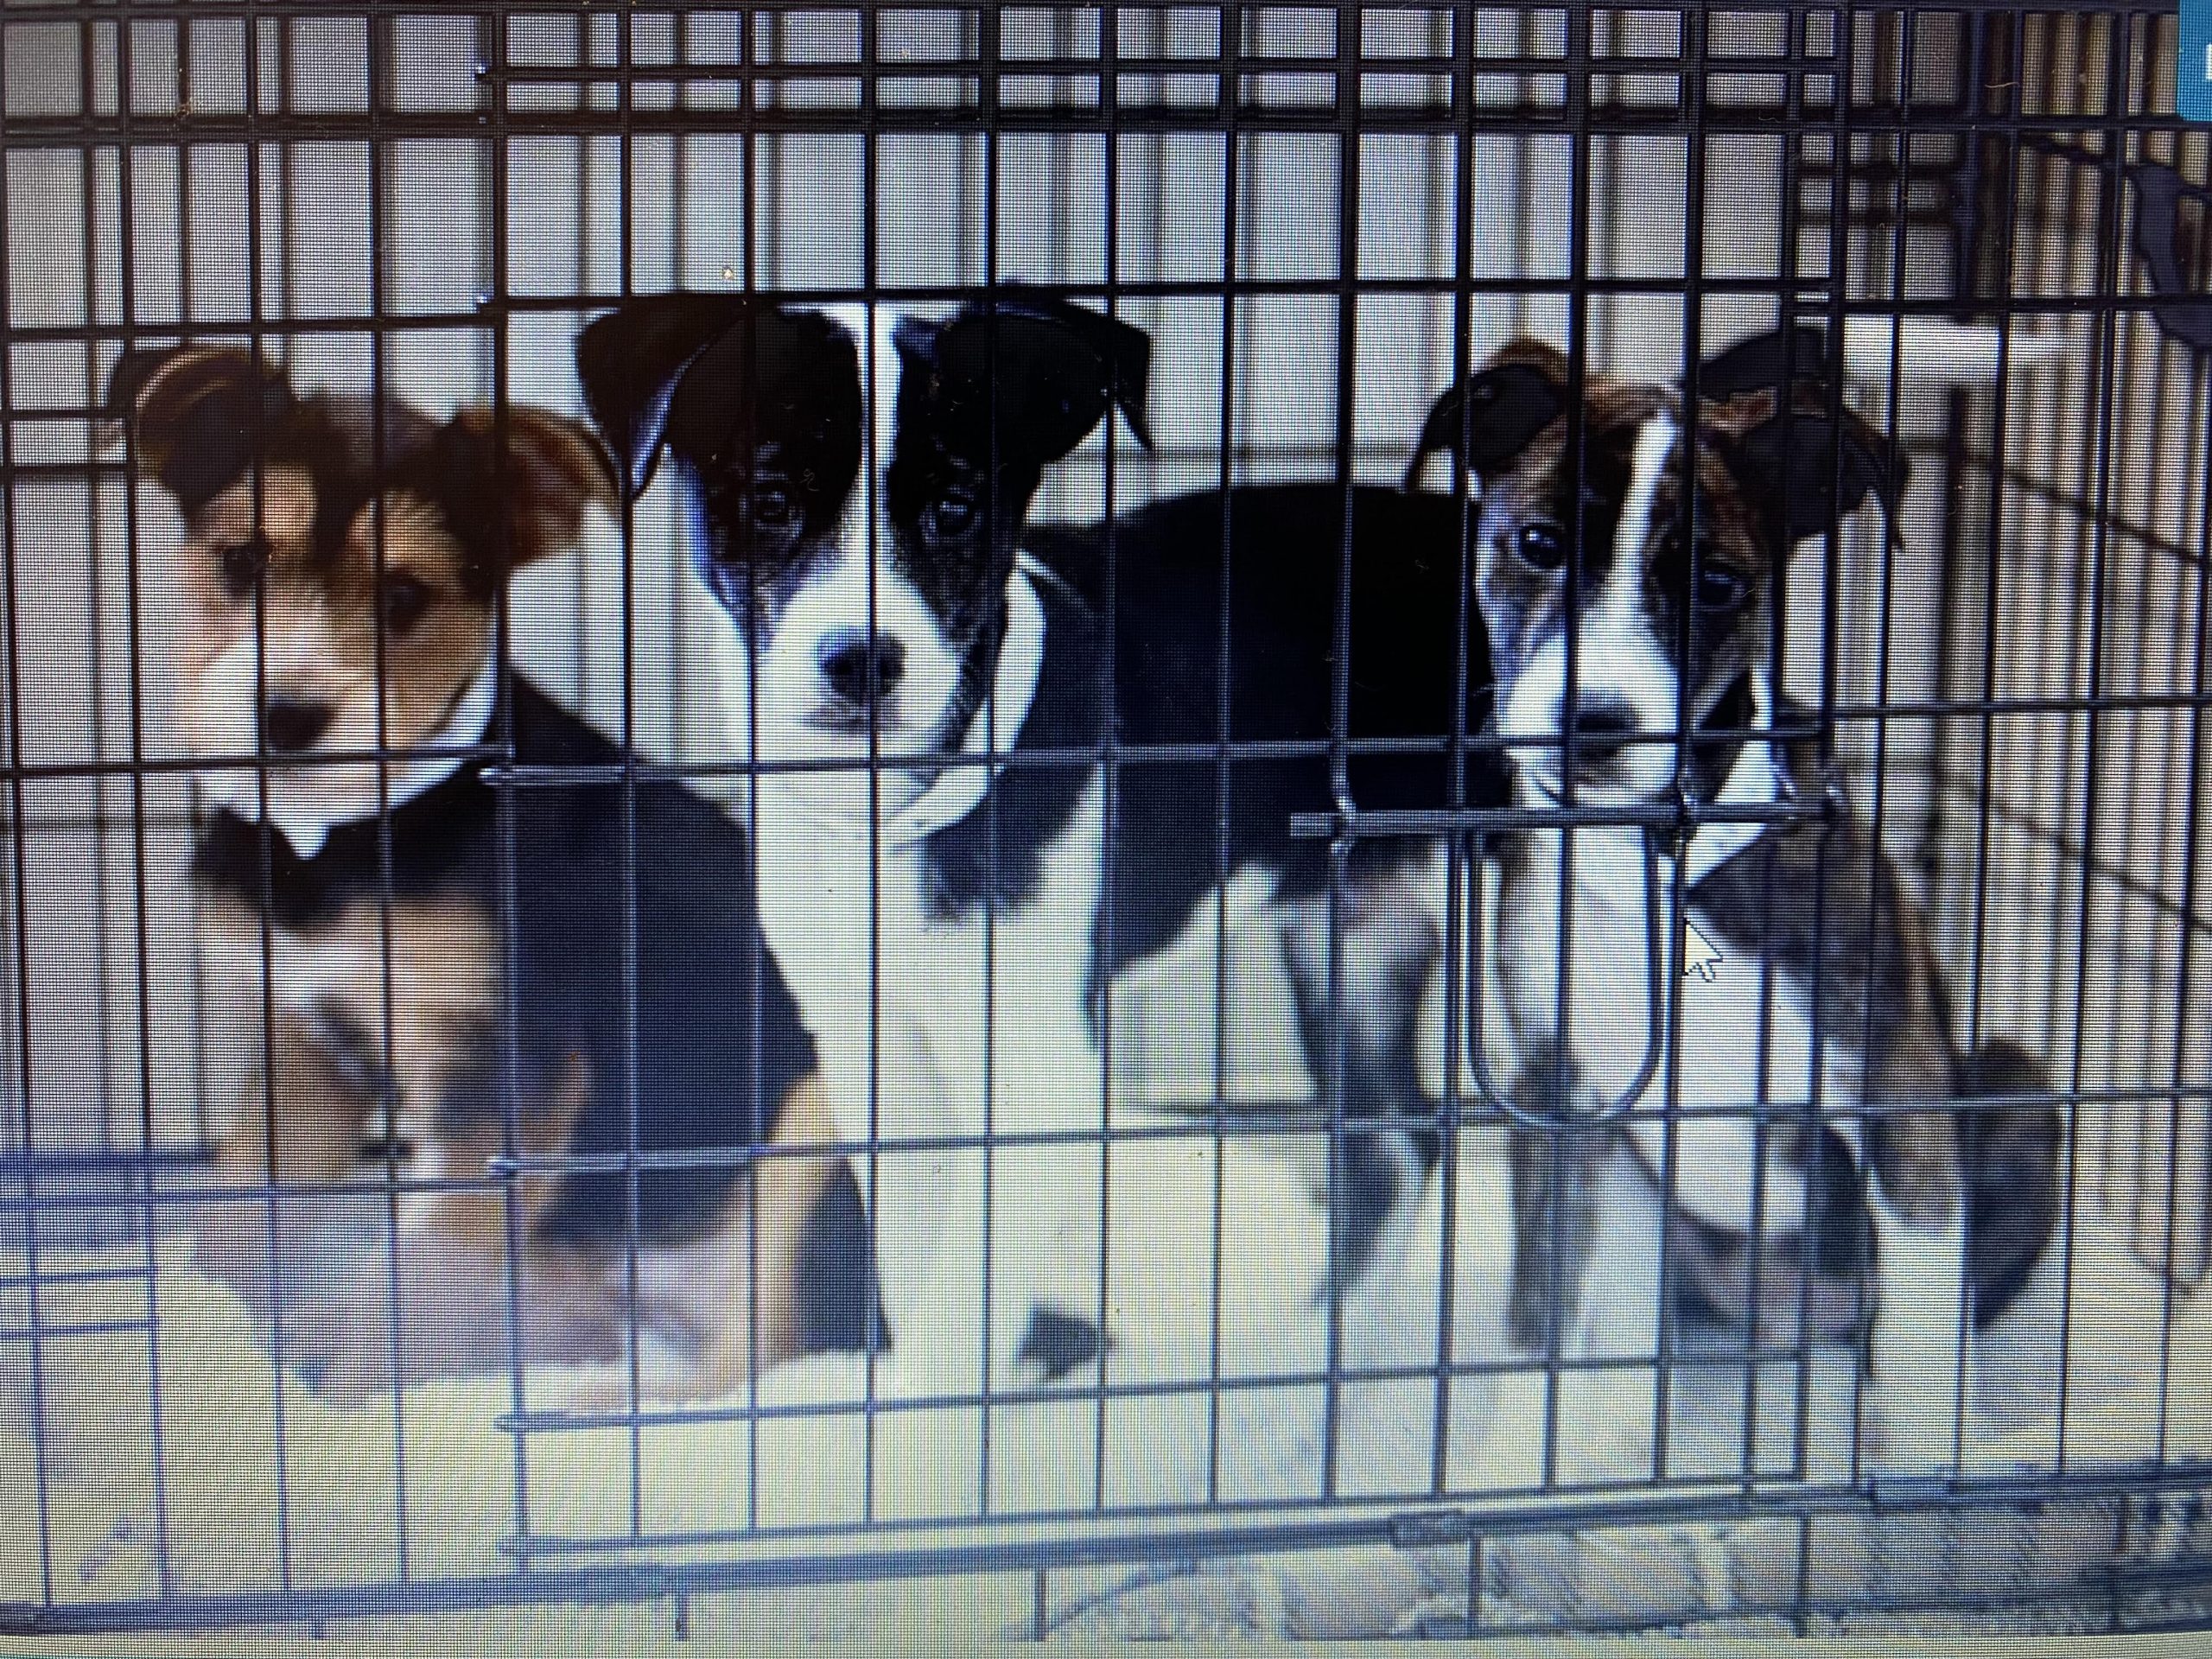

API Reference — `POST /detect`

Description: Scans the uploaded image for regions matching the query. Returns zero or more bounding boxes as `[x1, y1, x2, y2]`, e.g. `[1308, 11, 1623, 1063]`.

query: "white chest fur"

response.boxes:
[750, 772, 1107, 1119]
[1497, 823, 1862, 1239]
[750, 768, 1117, 1382]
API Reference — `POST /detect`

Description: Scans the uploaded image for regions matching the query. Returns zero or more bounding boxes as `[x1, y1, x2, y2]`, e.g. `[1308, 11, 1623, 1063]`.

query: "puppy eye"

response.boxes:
[217, 537, 270, 596]
[751, 480, 797, 531]
[1514, 520, 1567, 571]
[1694, 563, 1751, 614]
[380, 573, 434, 637]
[930, 485, 980, 540]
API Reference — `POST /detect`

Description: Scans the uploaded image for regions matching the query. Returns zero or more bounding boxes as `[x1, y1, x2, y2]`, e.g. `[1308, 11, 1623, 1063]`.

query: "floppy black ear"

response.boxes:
[104, 345, 295, 512]
[1732, 402, 1898, 546]
[915, 290, 1154, 466]
[574, 293, 760, 498]
[1695, 324, 1834, 401]
[1698, 325, 1904, 545]
[1402, 347, 1566, 491]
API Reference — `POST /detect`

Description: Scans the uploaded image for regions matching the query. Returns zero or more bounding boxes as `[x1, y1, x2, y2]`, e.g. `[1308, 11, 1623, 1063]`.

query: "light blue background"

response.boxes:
[2184, 0, 2212, 120]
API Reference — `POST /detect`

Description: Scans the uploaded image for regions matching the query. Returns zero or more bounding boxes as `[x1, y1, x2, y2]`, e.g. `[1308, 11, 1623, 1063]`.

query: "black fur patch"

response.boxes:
[918, 564, 1098, 922]
[795, 1156, 887, 1357]
[1018, 1306, 1107, 1380]
[196, 677, 836, 1256]
[1021, 484, 1509, 990]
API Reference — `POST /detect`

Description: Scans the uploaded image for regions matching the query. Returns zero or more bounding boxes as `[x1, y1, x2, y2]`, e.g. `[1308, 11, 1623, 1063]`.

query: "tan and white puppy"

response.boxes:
[108, 346, 874, 1405]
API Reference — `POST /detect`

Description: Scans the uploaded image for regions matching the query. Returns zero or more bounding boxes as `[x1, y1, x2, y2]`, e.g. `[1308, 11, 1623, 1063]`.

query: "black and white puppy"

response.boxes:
[574, 292, 1509, 1395]
[1406, 330, 2060, 1474]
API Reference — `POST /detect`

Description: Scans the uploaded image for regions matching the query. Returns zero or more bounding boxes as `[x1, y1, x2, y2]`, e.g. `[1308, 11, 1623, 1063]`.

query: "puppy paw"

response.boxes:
[531, 1346, 723, 1415]
[532, 1362, 652, 1416]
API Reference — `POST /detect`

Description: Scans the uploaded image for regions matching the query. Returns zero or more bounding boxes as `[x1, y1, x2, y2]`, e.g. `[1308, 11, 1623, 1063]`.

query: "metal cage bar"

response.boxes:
[0, 0, 2203, 1639]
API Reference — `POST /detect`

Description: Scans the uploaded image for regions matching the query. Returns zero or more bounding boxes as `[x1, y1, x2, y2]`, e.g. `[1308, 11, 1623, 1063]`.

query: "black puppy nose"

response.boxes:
[261, 697, 335, 754]
[1567, 696, 1641, 756]
[818, 632, 906, 707]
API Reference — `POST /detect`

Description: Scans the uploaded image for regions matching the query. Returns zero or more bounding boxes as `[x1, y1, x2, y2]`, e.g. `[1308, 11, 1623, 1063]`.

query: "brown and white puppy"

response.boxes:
[1408, 331, 2061, 1476]
[108, 346, 875, 1405]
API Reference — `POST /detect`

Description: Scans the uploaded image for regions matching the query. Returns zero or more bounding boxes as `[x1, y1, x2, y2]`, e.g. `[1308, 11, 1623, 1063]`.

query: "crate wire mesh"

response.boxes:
[0, 0, 2208, 1639]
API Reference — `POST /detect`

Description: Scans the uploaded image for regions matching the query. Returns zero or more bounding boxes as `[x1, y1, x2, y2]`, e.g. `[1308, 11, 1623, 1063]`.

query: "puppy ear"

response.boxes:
[437, 406, 620, 584]
[1694, 326, 1904, 546]
[574, 294, 757, 498]
[104, 346, 294, 512]
[1694, 324, 1834, 402]
[915, 291, 1154, 467]
[1729, 398, 1899, 546]
[1402, 339, 1567, 491]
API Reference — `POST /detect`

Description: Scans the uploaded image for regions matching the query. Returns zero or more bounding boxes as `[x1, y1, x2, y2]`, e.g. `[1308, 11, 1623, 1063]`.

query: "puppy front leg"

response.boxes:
[1503, 1096, 1672, 1503]
[312, 1230, 621, 1407]
[957, 1017, 1110, 1393]
[1550, 1131, 1669, 1489]
[193, 1011, 383, 1327]
[1503, 1054, 1668, 1492]
[800, 1012, 970, 1387]
[1863, 1154, 1970, 1477]
[815, 1007, 1048, 1399]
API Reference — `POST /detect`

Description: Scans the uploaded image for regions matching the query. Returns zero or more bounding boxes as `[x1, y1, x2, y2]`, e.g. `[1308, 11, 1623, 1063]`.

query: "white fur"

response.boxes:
[821, 302, 903, 526]
[1497, 636, 1681, 801]
[752, 761, 1115, 1394]
[1496, 808, 1974, 1478]
[1554, 1135, 1669, 1484]
[691, 1125, 1529, 1514]
[1499, 821, 1825, 1235]
[721, 302, 1486, 1435]
[722, 305, 1143, 1393]
[751, 734, 1444, 1397]
[1493, 662, 1971, 1480]
[1612, 411, 1676, 569]
[1866, 1183, 1971, 1471]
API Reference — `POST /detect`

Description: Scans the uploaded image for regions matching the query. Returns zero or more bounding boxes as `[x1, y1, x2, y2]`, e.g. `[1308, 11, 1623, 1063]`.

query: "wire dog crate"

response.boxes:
[1, 0, 2209, 1640]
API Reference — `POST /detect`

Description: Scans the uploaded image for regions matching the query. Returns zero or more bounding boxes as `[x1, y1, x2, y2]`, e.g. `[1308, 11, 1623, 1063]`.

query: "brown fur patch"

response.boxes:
[193, 893, 600, 1397]
[325, 1069, 851, 1411]
[1469, 337, 1967, 1237]
[1475, 368, 1778, 599]
[448, 404, 619, 569]
[111, 346, 613, 829]
[192, 1011, 383, 1306]
[1507, 1114, 1604, 1351]
[191, 893, 526, 1376]
[107, 346, 293, 503]
[195, 907, 849, 1402]
[306, 1056, 619, 1407]
[680, 1071, 850, 1395]
[1688, 776, 1963, 1233]
[192, 1053, 620, 1408]
[1454, 338, 2002, 1368]
[543, 1072, 854, 1410]
[1863, 880, 1963, 1224]
[195, 893, 504, 1125]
